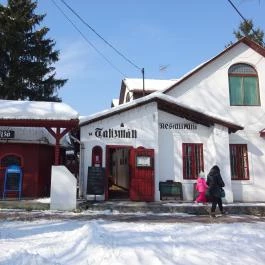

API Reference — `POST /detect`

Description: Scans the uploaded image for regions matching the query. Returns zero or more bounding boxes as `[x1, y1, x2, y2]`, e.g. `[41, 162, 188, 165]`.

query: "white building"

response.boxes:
[80, 37, 265, 203]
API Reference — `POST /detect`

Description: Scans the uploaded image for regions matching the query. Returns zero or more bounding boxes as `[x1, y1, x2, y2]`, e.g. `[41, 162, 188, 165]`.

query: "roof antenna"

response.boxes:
[159, 64, 169, 72]
[142, 68, 145, 96]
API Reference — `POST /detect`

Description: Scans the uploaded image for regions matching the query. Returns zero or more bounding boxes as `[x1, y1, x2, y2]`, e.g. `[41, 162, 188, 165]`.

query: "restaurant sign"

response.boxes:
[159, 122, 197, 130]
[89, 128, 137, 139]
[0, 130, 15, 139]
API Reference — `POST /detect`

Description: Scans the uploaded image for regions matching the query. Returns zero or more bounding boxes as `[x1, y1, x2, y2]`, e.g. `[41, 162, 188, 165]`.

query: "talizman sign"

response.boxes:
[89, 128, 137, 139]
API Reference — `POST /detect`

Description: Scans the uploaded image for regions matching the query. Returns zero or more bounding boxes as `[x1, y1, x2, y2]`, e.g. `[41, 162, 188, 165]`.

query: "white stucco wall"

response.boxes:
[157, 111, 233, 201]
[80, 43, 265, 203]
[80, 102, 159, 199]
[166, 43, 265, 202]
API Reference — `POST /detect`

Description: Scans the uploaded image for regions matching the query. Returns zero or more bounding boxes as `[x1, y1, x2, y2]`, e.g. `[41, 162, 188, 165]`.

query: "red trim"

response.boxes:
[182, 143, 204, 180]
[0, 119, 79, 128]
[230, 144, 249, 180]
[229, 73, 257, 77]
[0, 153, 24, 168]
[129, 147, 155, 201]
[92, 146, 103, 167]
[0, 118, 78, 166]
[45, 127, 73, 165]
[80, 97, 243, 133]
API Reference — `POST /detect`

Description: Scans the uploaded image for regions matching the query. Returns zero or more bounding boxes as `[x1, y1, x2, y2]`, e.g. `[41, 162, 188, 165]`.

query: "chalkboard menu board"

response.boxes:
[87, 167, 106, 195]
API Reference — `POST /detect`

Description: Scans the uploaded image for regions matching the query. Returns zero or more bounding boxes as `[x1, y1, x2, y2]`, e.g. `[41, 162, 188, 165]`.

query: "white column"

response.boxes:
[211, 124, 233, 203]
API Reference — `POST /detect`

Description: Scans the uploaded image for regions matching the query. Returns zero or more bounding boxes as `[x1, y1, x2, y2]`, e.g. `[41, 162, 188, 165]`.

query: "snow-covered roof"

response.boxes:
[123, 78, 179, 92]
[0, 99, 79, 120]
[111, 99, 119, 107]
[80, 92, 243, 132]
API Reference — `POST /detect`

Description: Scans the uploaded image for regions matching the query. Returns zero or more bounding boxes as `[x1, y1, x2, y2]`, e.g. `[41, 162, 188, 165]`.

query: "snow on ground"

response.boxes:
[0, 219, 265, 265]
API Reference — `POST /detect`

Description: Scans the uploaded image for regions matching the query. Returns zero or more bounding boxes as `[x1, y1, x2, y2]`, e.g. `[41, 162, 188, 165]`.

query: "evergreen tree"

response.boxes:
[234, 19, 264, 47]
[0, 0, 66, 102]
[226, 19, 265, 48]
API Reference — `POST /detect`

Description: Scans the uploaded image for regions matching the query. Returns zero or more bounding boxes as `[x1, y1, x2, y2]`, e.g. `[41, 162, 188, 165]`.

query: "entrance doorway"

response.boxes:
[106, 146, 131, 200]
[106, 146, 155, 201]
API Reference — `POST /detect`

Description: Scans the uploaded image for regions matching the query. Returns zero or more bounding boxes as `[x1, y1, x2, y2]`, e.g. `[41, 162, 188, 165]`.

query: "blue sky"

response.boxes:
[2, 0, 265, 115]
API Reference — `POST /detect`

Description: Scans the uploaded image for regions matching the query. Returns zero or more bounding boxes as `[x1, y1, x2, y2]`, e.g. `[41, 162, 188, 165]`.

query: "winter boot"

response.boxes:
[210, 212, 216, 218]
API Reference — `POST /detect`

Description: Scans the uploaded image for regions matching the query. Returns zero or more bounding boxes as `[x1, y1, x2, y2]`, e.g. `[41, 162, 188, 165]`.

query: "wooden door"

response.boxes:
[129, 147, 154, 202]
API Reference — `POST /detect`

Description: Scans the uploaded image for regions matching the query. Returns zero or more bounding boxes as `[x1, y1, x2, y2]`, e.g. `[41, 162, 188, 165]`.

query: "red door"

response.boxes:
[129, 147, 155, 202]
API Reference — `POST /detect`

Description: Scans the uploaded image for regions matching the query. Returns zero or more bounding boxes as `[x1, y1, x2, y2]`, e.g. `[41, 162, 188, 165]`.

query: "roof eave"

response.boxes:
[80, 95, 243, 133]
[0, 118, 79, 128]
[164, 37, 265, 93]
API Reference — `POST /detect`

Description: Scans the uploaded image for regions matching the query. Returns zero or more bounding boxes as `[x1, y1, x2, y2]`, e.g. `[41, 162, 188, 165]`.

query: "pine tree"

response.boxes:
[234, 19, 264, 47]
[226, 19, 265, 48]
[0, 0, 66, 102]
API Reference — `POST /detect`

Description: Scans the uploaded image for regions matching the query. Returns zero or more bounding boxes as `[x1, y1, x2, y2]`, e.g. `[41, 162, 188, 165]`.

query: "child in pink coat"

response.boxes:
[195, 171, 208, 203]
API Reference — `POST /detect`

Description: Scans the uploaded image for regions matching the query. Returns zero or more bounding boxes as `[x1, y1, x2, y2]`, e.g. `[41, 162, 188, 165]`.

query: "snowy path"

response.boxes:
[0, 219, 265, 265]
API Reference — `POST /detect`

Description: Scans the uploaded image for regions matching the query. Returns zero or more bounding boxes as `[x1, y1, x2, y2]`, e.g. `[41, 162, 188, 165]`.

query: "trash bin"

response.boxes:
[159, 180, 183, 200]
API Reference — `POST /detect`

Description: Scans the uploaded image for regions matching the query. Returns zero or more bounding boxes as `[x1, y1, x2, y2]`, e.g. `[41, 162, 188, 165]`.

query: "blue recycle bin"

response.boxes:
[2, 165, 23, 200]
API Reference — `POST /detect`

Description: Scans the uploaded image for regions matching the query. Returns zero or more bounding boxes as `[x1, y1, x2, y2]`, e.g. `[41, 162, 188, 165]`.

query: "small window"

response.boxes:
[0, 154, 22, 168]
[230, 144, 249, 180]
[229, 63, 260, 106]
[92, 146, 103, 167]
[182, 143, 204, 180]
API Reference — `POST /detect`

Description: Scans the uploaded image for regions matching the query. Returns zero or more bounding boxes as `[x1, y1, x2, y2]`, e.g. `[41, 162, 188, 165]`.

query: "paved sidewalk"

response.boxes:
[1, 200, 265, 223]
[79, 200, 265, 216]
[1, 199, 265, 223]
[0, 208, 265, 223]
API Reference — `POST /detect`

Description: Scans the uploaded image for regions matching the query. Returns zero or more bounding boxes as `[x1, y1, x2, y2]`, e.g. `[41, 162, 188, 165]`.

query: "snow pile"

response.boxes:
[0, 99, 79, 120]
[0, 219, 264, 265]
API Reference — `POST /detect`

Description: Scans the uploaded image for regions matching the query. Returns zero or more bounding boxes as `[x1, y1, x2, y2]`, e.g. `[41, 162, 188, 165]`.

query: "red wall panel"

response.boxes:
[0, 143, 54, 198]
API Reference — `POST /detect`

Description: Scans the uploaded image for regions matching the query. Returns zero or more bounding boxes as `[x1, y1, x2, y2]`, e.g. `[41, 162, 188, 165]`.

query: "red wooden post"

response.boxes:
[55, 128, 62, 165]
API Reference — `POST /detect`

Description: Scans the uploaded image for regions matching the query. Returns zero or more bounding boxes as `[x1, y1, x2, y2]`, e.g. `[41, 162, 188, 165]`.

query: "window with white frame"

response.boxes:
[230, 144, 249, 180]
[182, 143, 204, 180]
[229, 63, 260, 106]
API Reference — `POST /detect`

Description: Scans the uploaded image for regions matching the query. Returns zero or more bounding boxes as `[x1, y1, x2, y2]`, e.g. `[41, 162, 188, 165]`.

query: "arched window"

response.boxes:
[0, 154, 22, 168]
[229, 63, 260, 106]
[92, 146, 103, 167]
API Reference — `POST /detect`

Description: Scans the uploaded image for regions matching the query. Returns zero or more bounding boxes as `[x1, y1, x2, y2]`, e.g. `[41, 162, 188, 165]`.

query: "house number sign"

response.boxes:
[0, 130, 15, 139]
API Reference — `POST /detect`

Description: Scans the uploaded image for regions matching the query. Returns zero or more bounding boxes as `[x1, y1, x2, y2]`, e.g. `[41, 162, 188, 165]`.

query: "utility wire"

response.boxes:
[59, 0, 142, 71]
[227, 0, 265, 46]
[51, 0, 126, 77]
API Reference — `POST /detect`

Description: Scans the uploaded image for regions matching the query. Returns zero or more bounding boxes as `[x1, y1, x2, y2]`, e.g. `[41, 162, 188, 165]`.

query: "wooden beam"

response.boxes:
[0, 119, 79, 128]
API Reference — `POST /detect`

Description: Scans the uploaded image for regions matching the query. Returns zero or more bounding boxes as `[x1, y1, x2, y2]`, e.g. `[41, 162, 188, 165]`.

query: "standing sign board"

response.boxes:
[3, 165, 23, 200]
[87, 167, 106, 198]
